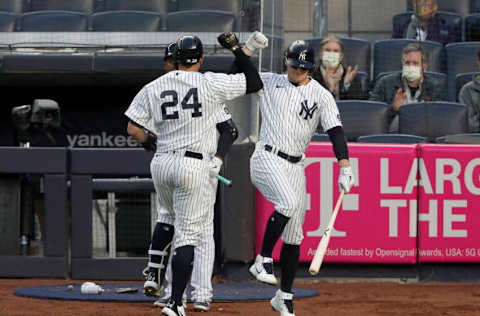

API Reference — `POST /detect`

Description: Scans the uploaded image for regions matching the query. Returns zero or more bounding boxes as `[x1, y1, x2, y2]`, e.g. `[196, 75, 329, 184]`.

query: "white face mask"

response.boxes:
[402, 65, 422, 82]
[322, 51, 341, 68]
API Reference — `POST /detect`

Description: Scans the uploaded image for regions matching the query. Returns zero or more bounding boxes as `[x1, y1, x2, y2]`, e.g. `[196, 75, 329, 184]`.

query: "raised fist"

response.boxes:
[217, 32, 240, 51]
[245, 31, 269, 52]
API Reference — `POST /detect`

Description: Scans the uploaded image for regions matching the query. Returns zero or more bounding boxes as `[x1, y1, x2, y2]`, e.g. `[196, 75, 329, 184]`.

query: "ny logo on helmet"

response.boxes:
[299, 51, 307, 61]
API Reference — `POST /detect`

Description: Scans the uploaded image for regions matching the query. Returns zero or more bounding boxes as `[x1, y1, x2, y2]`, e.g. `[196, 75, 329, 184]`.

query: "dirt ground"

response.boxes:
[1, 278, 480, 316]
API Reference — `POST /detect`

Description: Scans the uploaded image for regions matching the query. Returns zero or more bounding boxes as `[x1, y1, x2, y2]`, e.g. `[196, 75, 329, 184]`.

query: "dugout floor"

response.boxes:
[3, 278, 480, 316]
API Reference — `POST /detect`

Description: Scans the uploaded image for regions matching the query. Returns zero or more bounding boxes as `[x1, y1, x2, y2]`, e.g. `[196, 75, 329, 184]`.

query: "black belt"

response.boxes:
[171, 150, 203, 160]
[264, 145, 302, 163]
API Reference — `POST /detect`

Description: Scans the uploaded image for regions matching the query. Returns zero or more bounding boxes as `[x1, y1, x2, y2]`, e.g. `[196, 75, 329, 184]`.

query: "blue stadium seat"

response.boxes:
[0, 12, 17, 32]
[91, 10, 162, 32]
[446, 42, 480, 104]
[357, 134, 426, 144]
[336, 100, 390, 141]
[102, 0, 168, 14]
[305, 37, 371, 76]
[176, 0, 243, 12]
[311, 133, 330, 142]
[373, 39, 444, 81]
[456, 72, 478, 101]
[392, 11, 462, 43]
[464, 14, 480, 41]
[28, 0, 97, 13]
[374, 71, 447, 92]
[0, 0, 29, 13]
[407, 0, 471, 14]
[399, 102, 468, 140]
[436, 133, 480, 143]
[167, 10, 235, 32]
[19, 10, 88, 31]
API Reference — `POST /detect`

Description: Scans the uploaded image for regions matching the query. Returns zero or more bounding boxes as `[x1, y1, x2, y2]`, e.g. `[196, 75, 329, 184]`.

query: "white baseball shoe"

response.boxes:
[270, 289, 295, 316]
[249, 254, 278, 285]
[193, 301, 211, 312]
[155, 293, 187, 309]
[144, 269, 163, 297]
[162, 300, 187, 316]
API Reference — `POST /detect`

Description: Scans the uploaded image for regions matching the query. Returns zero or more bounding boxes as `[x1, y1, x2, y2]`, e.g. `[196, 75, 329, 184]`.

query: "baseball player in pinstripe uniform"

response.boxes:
[242, 40, 355, 316]
[141, 43, 239, 312]
[125, 32, 265, 316]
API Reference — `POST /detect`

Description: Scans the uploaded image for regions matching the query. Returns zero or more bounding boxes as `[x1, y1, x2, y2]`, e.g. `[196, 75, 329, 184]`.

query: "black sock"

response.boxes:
[171, 245, 194, 306]
[149, 222, 174, 284]
[260, 211, 290, 258]
[280, 243, 300, 293]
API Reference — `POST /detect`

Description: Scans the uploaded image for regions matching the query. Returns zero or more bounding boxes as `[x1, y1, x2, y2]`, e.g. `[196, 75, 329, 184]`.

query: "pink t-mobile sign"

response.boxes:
[255, 143, 418, 263]
[418, 145, 480, 262]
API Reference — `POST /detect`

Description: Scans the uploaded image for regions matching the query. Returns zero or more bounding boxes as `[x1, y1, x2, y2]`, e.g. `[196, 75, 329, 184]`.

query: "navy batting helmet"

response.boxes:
[174, 35, 203, 65]
[284, 40, 314, 70]
[164, 42, 176, 61]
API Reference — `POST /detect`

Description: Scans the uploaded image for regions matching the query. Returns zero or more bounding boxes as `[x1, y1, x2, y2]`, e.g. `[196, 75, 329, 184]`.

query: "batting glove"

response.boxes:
[209, 156, 223, 178]
[217, 32, 240, 51]
[338, 166, 355, 193]
[141, 130, 157, 152]
[245, 31, 269, 52]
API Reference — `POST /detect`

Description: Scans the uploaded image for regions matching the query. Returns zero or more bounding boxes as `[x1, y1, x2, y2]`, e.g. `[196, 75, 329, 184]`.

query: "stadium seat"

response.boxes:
[357, 134, 426, 144]
[374, 71, 447, 93]
[336, 100, 390, 141]
[311, 133, 330, 142]
[407, 0, 470, 15]
[373, 39, 444, 80]
[0, 12, 18, 32]
[19, 10, 88, 31]
[305, 37, 371, 76]
[91, 11, 162, 32]
[392, 11, 461, 44]
[464, 14, 480, 41]
[399, 102, 468, 140]
[102, 0, 168, 14]
[176, 0, 242, 12]
[446, 42, 480, 104]
[167, 10, 235, 32]
[0, 0, 29, 13]
[456, 72, 478, 102]
[436, 133, 480, 143]
[28, 0, 97, 13]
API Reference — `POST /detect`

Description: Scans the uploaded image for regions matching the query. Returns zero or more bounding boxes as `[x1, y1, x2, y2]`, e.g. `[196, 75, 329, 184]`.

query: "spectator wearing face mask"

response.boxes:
[370, 43, 446, 132]
[458, 48, 480, 133]
[405, 0, 459, 45]
[311, 35, 363, 100]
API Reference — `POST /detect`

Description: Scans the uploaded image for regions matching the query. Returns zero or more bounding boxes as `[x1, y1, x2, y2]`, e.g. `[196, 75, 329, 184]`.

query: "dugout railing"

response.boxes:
[0, 147, 68, 278]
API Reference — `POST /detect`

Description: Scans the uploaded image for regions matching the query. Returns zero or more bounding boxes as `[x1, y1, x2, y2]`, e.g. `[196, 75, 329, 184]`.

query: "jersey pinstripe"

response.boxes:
[125, 70, 246, 156]
[258, 73, 342, 156]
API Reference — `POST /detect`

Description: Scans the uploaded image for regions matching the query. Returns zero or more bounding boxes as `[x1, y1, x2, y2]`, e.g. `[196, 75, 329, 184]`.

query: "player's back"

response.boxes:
[145, 70, 246, 155]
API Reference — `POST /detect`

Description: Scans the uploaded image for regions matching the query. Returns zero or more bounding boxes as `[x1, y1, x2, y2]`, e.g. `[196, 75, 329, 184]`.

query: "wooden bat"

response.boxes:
[309, 190, 345, 275]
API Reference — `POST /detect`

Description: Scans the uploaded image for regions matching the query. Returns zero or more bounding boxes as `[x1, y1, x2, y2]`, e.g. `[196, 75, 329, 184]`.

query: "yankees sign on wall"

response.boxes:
[255, 143, 480, 264]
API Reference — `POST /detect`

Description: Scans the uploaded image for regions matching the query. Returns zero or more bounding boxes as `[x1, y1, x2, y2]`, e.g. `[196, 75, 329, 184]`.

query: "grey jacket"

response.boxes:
[459, 73, 480, 133]
[370, 71, 447, 131]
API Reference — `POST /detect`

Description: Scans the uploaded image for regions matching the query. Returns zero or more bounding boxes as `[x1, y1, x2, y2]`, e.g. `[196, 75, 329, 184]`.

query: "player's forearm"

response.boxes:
[232, 48, 263, 94]
[127, 121, 148, 143]
[326, 126, 349, 161]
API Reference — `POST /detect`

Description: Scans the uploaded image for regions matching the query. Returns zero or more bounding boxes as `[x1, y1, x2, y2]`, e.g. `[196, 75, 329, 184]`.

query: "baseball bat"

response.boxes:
[216, 174, 232, 187]
[309, 190, 345, 275]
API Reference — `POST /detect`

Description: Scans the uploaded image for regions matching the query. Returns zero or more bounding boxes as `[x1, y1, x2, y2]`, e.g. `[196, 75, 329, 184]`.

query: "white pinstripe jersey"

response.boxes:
[125, 70, 245, 155]
[258, 73, 342, 156]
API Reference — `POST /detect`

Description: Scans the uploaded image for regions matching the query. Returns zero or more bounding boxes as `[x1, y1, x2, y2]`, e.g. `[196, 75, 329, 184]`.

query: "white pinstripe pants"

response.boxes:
[154, 152, 217, 302]
[152, 152, 214, 248]
[250, 143, 307, 245]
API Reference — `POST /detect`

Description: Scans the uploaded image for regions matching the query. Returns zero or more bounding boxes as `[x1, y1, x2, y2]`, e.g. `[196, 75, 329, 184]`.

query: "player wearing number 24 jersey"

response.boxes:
[125, 32, 264, 316]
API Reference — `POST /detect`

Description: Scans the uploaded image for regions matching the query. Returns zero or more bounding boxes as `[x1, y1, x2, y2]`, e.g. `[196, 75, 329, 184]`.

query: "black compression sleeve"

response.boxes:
[326, 126, 349, 161]
[216, 119, 238, 159]
[232, 49, 263, 93]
